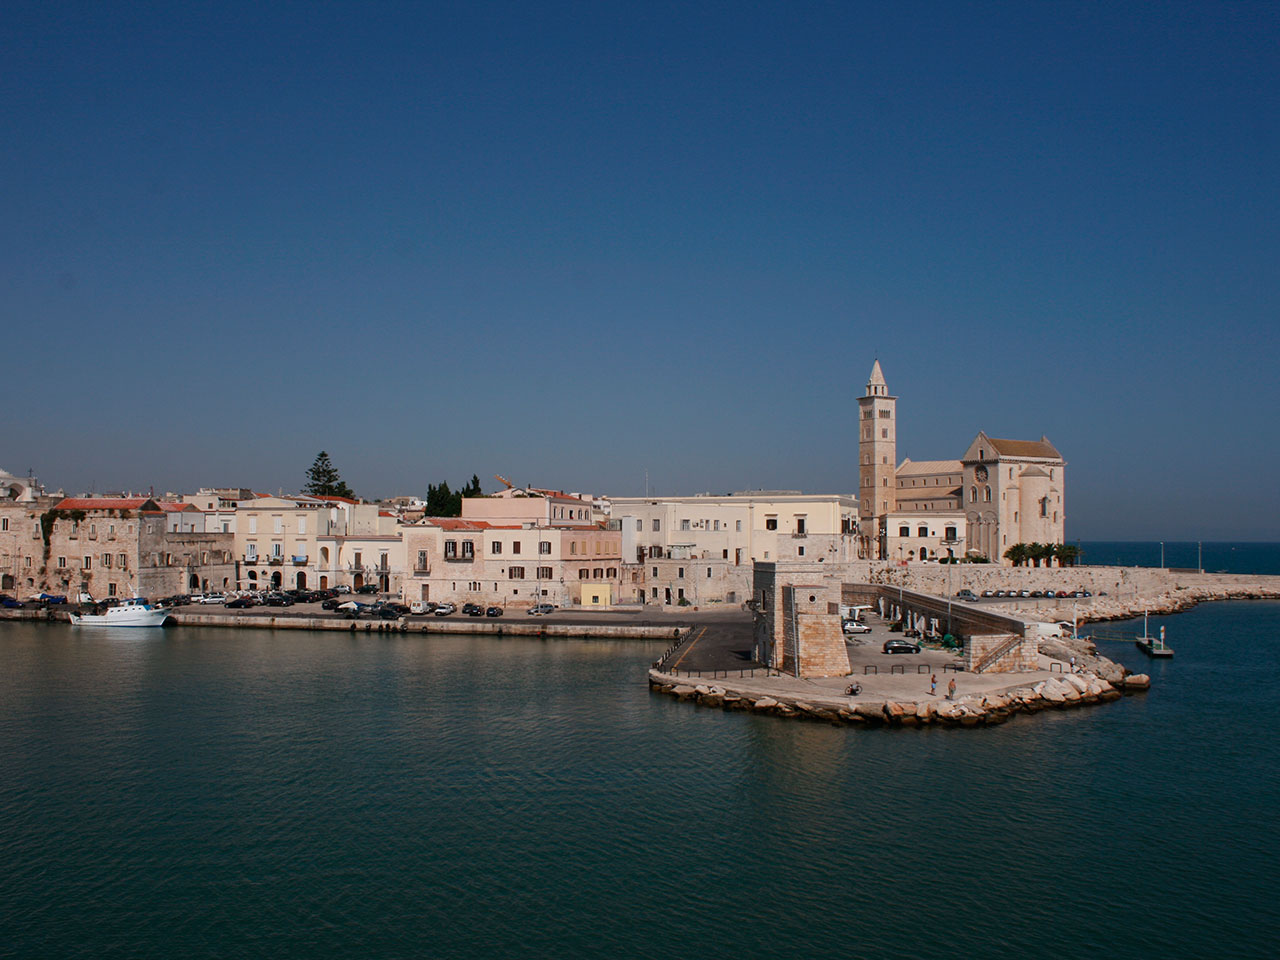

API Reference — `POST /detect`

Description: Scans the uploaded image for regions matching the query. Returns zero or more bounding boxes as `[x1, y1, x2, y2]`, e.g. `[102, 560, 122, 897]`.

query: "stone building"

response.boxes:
[0, 496, 235, 600]
[856, 363, 1066, 564]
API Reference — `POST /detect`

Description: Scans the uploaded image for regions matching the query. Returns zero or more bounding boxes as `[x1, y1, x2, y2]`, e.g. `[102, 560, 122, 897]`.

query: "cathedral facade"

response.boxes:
[856, 363, 1066, 564]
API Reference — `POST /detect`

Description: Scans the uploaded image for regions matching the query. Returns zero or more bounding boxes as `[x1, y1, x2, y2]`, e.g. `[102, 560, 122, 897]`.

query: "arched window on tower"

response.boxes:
[983, 486, 991, 502]
[970, 486, 977, 503]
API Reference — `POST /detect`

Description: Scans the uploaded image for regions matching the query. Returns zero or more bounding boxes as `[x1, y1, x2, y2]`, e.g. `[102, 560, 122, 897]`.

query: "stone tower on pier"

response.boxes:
[857, 360, 896, 559]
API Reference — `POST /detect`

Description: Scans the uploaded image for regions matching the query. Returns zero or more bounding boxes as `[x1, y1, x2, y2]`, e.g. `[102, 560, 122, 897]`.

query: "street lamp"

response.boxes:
[1160, 541, 1165, 569]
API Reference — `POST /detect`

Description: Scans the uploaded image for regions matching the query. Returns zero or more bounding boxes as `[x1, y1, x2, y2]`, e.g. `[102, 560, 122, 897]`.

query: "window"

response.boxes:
[680, 519, 690, 531]
[899, 526, 910, 537]
[0, 519, 6, 531]
[57, 557, 67, 568]
[707, 567, 713, 578]
[249, 517, 257, 534]
[512, 542, 521, 555]
[445, 541, 458, 559]
[677, 567, 684, 579]
[247, 544, 258, 561]
[103, 553, 112, 567]
[108, 583, 116, 597]
[713, 520, 720, 531]
[607, 568, 616, 578]
[879, 409, 890, 418]
[652, 519, 660, 532]
[509, 566, 525, 579]
[917, 526, 928, 537]
[983, 487, 991, 502]
[489, 541, 502, 556]
[944, 526, 957, 542]
[83, 556, 92, 569]
[593, 568, 603, 579]
[579, 568, 589, 579]
[765, 517, 777, 530]
[636, 519, 642, 531]
[1040, 497, 1049, 518]
[970, 486, 977, 503]
[722, 549, 729, 559]
[273, 517, 282, 534]
[736, 520, 742, 532]
[797, 546, 805, 556]
[118, 553, 126, 568]
[298, 516, 306, 534]
[461, 541, 474, 560]
[537, 567, 552, 579]
[652, 567, 658, 577]
[882, 428, 888, 438]
[271, 544, 281, 559]
[796, 517, 806, 535]
[416, 550, 428, 571]
[569, 542, 577, 555]
[539, 541, 551, 555]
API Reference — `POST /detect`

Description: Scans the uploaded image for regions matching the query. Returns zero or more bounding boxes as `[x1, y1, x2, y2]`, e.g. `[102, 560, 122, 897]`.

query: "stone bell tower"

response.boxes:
[857, 360, 896, 559]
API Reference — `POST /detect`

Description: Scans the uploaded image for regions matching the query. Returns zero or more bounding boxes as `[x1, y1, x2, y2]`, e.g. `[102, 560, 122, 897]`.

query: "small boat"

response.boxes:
[68, 597, 170, 628]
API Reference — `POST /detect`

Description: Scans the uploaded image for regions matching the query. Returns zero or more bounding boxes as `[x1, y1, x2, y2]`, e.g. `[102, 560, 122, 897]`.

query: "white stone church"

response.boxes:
[856, 361, 1066, 564]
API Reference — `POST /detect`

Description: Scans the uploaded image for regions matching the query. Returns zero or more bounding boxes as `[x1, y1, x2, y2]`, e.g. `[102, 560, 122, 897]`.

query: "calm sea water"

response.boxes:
[1078, 540, 1280, 575]
[2, 608, 1278, 959]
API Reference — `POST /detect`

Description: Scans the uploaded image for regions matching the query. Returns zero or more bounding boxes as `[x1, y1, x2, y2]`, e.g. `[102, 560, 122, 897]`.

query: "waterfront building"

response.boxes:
[1, 496, 235, 599]
[400, 489, 622, 608]
[856, 363, 1066, 564]
[232, 495, 404, 593]
[608, 492, 860, 605]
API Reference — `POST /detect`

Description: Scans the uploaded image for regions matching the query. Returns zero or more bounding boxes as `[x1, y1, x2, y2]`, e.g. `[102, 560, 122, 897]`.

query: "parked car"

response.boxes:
[434, 603, 456, 616]
[981, 589, 994, 597]
[225, 596, 256, 609]
[1018, 589, 1031, 598]
[381, 602, 410, 616]
[842, 619, 871, 635]
[410, 601, 437, 614]
[264, 593, 294, 607]
[371, 604, 402, 619]
[527, 604, 556, 616]
[198, 593, 226, 604]
[321, 598, 342, 610]
[883, 639, 921, 654]
[485, 606, 503, 617]
[461, 603, 483, 616]
[356, 584, 380, 595]
[38, 593, 68, 604]
[1045, 590, 1057, 599]
[334, 585, 351, 594]
[955, 589, 978, 602]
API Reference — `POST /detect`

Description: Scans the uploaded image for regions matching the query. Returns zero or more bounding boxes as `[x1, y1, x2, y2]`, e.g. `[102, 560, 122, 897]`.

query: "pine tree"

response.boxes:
[304, 451, 355, 499]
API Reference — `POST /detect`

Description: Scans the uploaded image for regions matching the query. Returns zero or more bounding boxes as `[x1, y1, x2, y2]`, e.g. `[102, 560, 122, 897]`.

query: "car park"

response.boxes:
[842, 619, 871, 634]
[434, 603, 456, 616]
[883, 639, 921, 654]
[527, 604, 556, 616]
[485, 606, 503, 617]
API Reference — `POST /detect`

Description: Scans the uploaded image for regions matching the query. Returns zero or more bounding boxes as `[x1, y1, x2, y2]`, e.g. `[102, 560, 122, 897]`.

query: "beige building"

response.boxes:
[233, 495, 404, 593]
[610, 492, 859, 605]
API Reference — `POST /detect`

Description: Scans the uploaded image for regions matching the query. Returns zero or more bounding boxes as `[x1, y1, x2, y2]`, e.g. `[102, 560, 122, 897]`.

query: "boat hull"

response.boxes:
[69, 609, 170, 627]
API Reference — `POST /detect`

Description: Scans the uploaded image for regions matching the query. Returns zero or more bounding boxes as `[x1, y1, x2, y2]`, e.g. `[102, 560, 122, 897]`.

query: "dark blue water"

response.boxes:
[1078, 540, 1280, 575]
[2, 610, 1278, 959]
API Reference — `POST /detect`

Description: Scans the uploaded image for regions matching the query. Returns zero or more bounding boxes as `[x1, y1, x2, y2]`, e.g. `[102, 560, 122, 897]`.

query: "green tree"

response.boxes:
[1004, 543, 1028, 567]
[1056, 543, 1080, 567]
[425, 476, 484, 517]
[304, 451, 355, 499]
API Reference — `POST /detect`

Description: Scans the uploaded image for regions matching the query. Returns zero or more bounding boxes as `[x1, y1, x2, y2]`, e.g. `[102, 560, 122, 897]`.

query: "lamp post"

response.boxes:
[1160, 541, 1165, 569]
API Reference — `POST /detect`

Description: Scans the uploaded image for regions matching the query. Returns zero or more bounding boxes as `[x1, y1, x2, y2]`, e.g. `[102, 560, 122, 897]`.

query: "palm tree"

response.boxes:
[1004, 543, 1028, 567]
[1056, 544, 1080, 567]
[1026, 542, 1045, 567]
[1043, 543, 1059, 568]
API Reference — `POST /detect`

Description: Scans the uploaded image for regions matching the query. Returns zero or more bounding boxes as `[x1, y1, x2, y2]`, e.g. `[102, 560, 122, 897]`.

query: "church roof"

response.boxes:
[867, 359, 886, 386]
[986, 436, 1062, 460]
[895, 486, 961, 501]
[1019, 466, 1050, 478]
[896, 459, 963, 476]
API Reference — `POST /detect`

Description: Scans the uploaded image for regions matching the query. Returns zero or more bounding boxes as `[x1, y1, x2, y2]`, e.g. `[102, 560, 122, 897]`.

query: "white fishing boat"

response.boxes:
[68, 597, 170, 628]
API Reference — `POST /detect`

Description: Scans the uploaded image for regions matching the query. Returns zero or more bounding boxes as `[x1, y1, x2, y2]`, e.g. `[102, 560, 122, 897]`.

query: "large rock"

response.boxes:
[754, 696, 779, 710]
[1123, 674, 1151, 690]
[672, 684, 698, 699]
[855, 702, 887, 722]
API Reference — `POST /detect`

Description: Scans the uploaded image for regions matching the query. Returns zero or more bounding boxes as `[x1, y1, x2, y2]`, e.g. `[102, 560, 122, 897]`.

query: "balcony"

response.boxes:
[413, 567, 431, 576]
[268, 557, 283, 565]
[791, 532, 807, 539]
[291, 555, 308, 564]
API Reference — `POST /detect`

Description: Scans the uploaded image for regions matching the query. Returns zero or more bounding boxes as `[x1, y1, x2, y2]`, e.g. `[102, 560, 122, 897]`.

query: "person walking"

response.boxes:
[947, 677, 957, 700]
[930, 674, 937, 697]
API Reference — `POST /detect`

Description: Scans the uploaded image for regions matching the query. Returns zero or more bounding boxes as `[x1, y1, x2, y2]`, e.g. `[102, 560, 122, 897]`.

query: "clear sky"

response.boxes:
[3, 1, 1277, 540]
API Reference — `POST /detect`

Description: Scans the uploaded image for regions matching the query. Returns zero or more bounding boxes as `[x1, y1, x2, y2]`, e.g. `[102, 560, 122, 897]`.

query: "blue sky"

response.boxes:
[3, 1, 1277, 539]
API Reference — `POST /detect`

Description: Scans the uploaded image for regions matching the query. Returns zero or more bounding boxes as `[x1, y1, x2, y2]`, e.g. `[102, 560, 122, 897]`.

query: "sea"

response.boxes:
[1, 547, 1278, 958]
[1078, 540, 1280, 576]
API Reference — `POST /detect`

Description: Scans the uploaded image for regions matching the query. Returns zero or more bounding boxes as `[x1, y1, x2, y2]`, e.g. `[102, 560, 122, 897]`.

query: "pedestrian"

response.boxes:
[1070, 655, 1076, 674]
[947, 677, 957, 700]
[930, 673, 937, 697]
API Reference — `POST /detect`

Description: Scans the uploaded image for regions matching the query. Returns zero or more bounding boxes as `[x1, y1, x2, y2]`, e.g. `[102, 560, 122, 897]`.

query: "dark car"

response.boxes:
[485, 606, 503, 617]
[371, 604, 401, 620]
[321, 598, 343, 610]
[461, 602, 482, 616]
[226, 596, 256, 609]
[264, 593, 294, 607]
[381, 602, 410, 615]
[883, 639, 921, 655]
[356, 584, 380, 595]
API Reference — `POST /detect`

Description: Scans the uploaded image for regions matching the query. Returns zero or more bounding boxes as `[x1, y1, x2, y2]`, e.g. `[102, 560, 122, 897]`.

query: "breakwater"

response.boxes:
[648, 665, 1149, 727]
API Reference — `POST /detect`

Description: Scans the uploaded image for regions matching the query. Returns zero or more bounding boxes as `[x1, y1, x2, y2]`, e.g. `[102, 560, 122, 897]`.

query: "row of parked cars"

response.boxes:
[978, 588, 1094, 599]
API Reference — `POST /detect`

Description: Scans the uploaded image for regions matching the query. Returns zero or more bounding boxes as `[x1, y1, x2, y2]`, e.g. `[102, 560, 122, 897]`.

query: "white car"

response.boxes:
[842, 619, 871, 635]
[198, 593, 226, 604]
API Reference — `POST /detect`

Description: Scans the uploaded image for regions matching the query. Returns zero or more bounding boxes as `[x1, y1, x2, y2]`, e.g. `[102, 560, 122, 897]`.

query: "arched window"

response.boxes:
[1040, 497, 1049, 518]
[983, 486, 991, 502]
[969, 486, 977, 503]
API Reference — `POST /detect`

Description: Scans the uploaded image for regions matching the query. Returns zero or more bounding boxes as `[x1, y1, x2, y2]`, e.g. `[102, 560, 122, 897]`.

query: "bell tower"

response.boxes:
[857, 360, 896, 559]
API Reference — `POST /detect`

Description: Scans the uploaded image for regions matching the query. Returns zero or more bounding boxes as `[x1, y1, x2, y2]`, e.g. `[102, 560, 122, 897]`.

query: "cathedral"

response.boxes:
[856, 361, 1066, 564]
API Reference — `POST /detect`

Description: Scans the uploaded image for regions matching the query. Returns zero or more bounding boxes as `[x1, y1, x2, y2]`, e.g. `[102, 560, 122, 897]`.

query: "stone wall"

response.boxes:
[778, 583, 849, 678]
[966, 633, 1037, 673]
